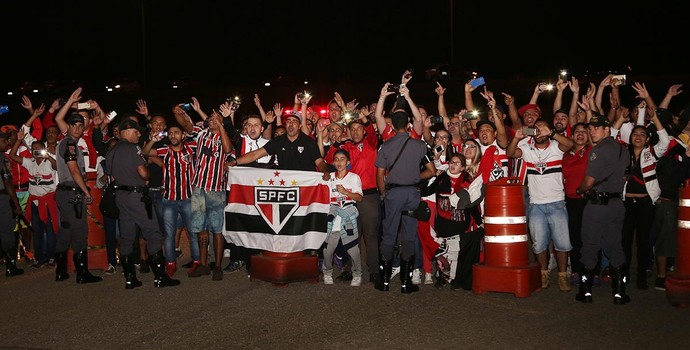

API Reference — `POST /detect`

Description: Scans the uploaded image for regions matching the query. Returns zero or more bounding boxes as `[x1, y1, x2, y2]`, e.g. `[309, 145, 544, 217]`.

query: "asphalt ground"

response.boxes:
[2, 258, 690, 350]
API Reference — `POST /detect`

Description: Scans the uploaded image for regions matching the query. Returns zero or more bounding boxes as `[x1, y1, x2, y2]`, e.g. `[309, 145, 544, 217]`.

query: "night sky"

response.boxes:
[4, 0, 689, 91]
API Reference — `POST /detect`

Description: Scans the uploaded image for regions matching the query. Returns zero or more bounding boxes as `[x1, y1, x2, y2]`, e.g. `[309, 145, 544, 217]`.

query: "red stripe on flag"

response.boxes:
[228, 184, 329, 205]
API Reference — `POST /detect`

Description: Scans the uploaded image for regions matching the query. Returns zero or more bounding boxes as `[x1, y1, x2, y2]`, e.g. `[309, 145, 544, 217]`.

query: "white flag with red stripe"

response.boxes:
[224, 167, 329, 253]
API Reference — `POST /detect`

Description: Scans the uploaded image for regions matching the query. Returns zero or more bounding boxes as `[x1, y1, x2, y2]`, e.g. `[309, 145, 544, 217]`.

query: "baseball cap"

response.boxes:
[518, 104, 542, 117]
[284, 111, 301, 123]
[67, 113, 85, 125]
[588, 113, 611, 127]
[119, 119, 145, 132]
[476, 119, 497, 131]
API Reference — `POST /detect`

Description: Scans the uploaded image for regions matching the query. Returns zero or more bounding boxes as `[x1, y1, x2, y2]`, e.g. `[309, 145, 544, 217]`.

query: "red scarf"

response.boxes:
[25, 192, 60, 234]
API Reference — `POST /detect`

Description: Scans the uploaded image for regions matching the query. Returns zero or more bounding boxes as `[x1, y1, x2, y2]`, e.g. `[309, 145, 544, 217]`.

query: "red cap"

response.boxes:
[518, 104, 541, 117]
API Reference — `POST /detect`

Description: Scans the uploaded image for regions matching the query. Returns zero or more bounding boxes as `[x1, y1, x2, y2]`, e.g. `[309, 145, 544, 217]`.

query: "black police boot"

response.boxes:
[122, 254, 142, 290]
[55, 251, 70, 281]
[73, 250, 103, 284]
[149, 250, 180, 288]
[400, 257, 420, 294]
[4, 249, 24, 277]
[611, 265, 631, 305]
[374, 255, 392, 291]
[575, 269, 594, 303]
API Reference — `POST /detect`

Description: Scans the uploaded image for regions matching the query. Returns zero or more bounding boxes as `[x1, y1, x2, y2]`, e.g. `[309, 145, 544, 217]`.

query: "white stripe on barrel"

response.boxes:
[484, 216, 527, 224]
[484, 234, 529, 243]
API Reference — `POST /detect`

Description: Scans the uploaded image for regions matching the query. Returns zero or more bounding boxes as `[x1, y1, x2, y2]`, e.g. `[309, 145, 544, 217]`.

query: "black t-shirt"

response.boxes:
[263, 132, 321, 171]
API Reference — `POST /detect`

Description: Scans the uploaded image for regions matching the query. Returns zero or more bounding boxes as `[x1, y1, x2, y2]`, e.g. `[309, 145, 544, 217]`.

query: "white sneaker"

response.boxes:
[350, 276, 362, 287]
[412, 269, 422, 285]
[223, 249, 231, 258]
[424, 272, 434, 285]
[323, 274, 334, 285]
[391, 266, 400, 278]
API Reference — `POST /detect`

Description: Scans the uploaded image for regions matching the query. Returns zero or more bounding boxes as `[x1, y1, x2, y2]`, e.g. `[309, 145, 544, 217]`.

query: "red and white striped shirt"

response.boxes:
[191, 126, 228, 192]
[157, 142, 197, 201]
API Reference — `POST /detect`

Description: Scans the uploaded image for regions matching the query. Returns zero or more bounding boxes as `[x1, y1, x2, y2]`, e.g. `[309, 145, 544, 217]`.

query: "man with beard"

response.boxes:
[143, 123, 198, 278]
[175, 105, 234, 281]
[507, 118, 574, 291]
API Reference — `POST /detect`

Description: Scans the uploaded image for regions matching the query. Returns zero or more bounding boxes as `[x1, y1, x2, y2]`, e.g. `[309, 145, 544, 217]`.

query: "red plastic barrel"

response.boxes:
[483, 177, 530, 267]
[666, 180, 690, 307]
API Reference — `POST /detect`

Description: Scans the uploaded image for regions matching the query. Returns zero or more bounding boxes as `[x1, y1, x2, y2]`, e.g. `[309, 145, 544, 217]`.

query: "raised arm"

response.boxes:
[375, 83, 395, 133]
[135, 99, 150, 121]
[400, 85, 423, 136]
[595, 75, 613, 114]
[659, 84, 683, 110]
[172, 105, 194, 134]
[190, 97, 209, 121]
[631, 81, 658, 111]
[503, 92, 521, 130]
[567, 77, 581, 127]
[55, 87, 83, 134]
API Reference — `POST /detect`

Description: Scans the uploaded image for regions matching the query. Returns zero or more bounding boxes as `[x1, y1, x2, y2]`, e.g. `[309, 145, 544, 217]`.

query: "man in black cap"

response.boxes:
[54, 113, 102, 283]
[105, 119, 180, 289]
[576, 113, 631, 304]
[0, 131, 24, 277]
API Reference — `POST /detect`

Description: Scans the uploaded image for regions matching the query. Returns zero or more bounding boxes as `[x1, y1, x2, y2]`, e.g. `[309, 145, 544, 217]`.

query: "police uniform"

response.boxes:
[374, 113, 433, 293]
[105, 120, 179, 289]
[1, 149, 24, 277]
[54, 115, 102, 284]
[577, 116, 630, 304]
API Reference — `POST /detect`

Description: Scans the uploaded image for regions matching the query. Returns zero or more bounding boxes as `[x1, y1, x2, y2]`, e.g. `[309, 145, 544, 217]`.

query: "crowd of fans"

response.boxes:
[2, 70, 688, 302]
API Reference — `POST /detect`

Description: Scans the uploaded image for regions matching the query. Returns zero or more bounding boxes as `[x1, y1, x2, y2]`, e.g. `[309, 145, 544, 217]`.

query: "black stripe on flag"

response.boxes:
[225, 211, 328, 235]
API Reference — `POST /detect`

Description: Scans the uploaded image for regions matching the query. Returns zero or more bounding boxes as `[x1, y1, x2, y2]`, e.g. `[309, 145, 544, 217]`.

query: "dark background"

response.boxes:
[2, 0, 690, 124]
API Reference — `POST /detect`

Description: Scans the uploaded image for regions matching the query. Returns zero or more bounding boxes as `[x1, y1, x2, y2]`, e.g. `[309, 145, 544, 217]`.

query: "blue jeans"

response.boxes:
[528, 200, 572, 254]
[31, 203, 56, 263]
[149, 189, 165, 234]
[162, 198, 198, 262]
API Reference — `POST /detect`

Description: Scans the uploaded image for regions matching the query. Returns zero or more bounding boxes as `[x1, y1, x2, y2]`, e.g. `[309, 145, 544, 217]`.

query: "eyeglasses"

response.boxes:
[449, 161, 463, 166]
[462, 144, 477, 149]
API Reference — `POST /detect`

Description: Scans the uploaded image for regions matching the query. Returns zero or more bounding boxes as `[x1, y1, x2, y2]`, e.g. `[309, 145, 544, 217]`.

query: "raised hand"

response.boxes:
[502, 92, 515, 106]
[254, 94, 262, 108]
[273, 103, 282, 117]
[380, 83, 396, 97]
[401, 70, 413, 85]
[264, 110, 276, 124]
[219, 101, 232, 118]
[31, 103, 45, 118]
[191, 97, 202, 112]
[568, 77, 580, 94]
[434, 82, 446, 96]
[49, 99, 61, 113]
[68, 87, 83, 103]
[334, 92, 347, 110]
[667, 84, 683, 97]
[136, 99, 149, 116]
[21, 95, 34, 114]
[600, 74, 614, 88]
[632, 82, 650, 99]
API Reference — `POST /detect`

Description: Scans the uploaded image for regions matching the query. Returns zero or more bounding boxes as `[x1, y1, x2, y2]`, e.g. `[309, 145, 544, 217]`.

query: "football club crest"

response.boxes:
[535, 162, 546, 174]
[297, 146, 304, 154]
[254, 187, 300, 233]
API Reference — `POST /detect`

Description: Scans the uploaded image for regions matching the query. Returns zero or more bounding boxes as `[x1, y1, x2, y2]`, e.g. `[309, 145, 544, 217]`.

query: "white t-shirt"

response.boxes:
[328, 171, 363, 230]
[22, 157, 57, 198]
[517, 140, 565, 204]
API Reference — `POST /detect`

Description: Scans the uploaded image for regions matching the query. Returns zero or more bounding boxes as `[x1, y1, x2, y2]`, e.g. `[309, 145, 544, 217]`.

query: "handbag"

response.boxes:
[100, 182, 119, 218]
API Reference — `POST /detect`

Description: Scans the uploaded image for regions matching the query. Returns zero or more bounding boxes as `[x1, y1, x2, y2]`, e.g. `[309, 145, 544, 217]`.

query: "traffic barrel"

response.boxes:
[666, 180, 690, 307]
[473, 177, 541, 297]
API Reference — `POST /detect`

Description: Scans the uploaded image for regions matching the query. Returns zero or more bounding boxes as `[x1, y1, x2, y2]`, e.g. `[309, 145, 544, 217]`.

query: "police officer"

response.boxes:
[54, 113, 102, 283]
[105, 119, 180, 289]
[1, 131, 24, 277]
[576, 113, 631, 304]
[375, 110, 436, 293]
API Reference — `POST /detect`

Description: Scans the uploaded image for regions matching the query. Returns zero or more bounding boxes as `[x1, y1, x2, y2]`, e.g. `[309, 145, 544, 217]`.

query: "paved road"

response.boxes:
[2, 261, 690, 350]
